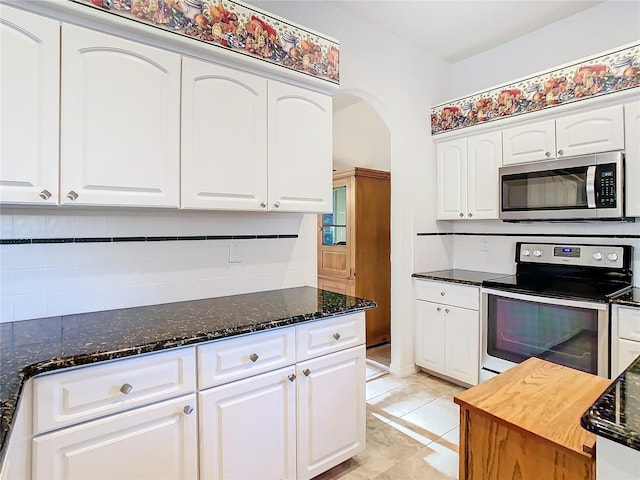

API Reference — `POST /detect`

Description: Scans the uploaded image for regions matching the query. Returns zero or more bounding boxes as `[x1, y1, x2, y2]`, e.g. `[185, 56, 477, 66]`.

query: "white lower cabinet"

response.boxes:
[199, 366, 297, 480]
[414, 280, 480, 386]
[32, 394, 198, 480]
[611, 304, 640, 377]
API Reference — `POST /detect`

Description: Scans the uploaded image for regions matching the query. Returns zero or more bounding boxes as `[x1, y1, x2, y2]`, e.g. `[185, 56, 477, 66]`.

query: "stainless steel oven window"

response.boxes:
[481, 289, 609, 378]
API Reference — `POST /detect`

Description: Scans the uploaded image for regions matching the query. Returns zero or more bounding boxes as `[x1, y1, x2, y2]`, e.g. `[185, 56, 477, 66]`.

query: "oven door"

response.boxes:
[481, 288, 609, 380]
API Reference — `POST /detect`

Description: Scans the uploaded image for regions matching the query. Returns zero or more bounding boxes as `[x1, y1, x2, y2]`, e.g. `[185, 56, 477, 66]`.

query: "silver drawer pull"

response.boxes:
[120, 383, 133, 395]
[303, 368, 311, 377]
[249, 353, 259, 363]
[440, 291, 445, 296]
[273, 201, 281, 208]
[459, 212, 464, 217]
[445, 309, 450, 313]
[288, 374, 296, 382]
[39, 189, 52, 200]
[437, 307, 442, 312]
[260, 202, 266, 208]
[183, 405, 194, 415]
[558, 149, 564, 156]
[66, 190, 79, 201]
[332, 332, 341, 341]
[545, 151, 551, 157]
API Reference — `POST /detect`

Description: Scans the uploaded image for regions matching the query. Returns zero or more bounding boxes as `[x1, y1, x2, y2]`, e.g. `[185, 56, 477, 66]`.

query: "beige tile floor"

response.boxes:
[314, 345, 465, 480]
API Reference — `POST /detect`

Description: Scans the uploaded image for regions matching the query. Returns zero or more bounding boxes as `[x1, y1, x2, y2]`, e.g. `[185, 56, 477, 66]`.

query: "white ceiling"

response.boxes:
[326, 0, 604, 63]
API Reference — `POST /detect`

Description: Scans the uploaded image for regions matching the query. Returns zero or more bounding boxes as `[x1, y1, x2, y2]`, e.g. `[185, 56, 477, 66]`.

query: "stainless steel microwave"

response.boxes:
[499, 151, 627, 221]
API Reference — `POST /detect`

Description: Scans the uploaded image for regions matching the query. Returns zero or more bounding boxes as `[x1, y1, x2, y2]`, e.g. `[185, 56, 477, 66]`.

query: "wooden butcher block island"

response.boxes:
[454, 358, 611, 480]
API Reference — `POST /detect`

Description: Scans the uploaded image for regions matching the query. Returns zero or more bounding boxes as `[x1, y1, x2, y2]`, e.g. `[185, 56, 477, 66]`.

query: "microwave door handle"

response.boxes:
[586, 165, 596, 208]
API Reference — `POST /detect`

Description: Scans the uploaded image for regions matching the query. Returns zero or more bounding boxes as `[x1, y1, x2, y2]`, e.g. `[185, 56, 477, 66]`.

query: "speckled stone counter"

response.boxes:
[611, 287, 640, 308]
[411, 269, 509, 286]
[581, 354, 640, 451]
[0, 286, 376, 463]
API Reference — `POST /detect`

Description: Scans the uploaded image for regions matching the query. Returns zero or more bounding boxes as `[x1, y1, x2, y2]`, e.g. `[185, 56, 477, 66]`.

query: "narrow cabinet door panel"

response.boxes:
[444, 305, 479, 386]
[0, 6, 59, 205]
[296, 345, 365, 480]
[624, 101, 640, 217]
[268, 81, 332, 213]
[198, 366, 296, 480]
[436, 138, 466, 219]
[181, 58, 268, 210]
[32, 395, 198, 480]
[467, 131, 502, 219]
[60, 24, 180, 207]
[414, 300, 445, 373]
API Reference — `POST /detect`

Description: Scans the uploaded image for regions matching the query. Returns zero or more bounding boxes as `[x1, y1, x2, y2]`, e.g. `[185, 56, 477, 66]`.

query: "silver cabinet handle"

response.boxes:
[288, 374, 296, 382]
[468, 213, 473, 218]
[66, 190, 79, 201]
[332, 332, 341, 341]
[120, 383, 133, 395]
[459, 212, 464, 218]
[273, 201, 281, 208]
[303, 368, 311, 377]
[440, 291, 445, 296]
[183, 405, 194, 415]
[436, 307, 441, 312]
[249, 353, 259, 363]
[545, 151, 551, 157]
[260, 202, 266, 208]
[557, 149, 564, 156]
[39, 189, 52, 200]
[445, 309, 450, 313]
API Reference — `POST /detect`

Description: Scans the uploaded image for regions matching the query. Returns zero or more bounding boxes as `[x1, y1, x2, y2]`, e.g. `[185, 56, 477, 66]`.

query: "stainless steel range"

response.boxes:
[480, 242, 633, 382]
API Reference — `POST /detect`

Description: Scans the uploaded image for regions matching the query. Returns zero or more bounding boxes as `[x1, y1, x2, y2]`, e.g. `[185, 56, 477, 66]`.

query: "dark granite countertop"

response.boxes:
[0, 286, 376, 463]
[411, 269, 509, 286]
[611, 287, 640, 307]
[581, 354, 640, 452]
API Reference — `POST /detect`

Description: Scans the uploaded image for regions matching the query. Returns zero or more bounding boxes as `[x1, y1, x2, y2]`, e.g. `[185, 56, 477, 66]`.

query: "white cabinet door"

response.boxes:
[436, 137, 467, 219]
[60, 24, 180, 207]
[467, 131, 502, 219]
[267, 81, 332, 213]
[444, 305, 479, 386]
[198, 366, 296, 480]
[32, 394, 198, 480]
[297, 345, 365, 480]
[414, 300, 445, 374]
[555, 105, 624, 158]
[624, 101, 640, 217]
[502, 119, 555, 165]
[616, 339, 640, 378]
[181, 57, 268, 211]
[0, 5, 59, 205]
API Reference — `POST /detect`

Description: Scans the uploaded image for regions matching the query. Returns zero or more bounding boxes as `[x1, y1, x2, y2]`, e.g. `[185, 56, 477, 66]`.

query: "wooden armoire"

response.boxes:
[317, 167, 391, 346]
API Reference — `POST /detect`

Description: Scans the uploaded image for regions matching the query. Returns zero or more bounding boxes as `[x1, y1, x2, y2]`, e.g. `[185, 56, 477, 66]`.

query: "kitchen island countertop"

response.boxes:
[0, 286, 376, 463]
[411, 268, 509, 286]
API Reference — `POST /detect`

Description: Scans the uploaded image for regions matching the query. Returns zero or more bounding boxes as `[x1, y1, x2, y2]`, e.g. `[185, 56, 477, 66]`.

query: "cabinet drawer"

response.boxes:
[414, 280, 479, 310]
[33, 347, 196, 434]
[197, 327, 295, 389]
[618, 306, 640, 342]
[296, 312, 365, 361]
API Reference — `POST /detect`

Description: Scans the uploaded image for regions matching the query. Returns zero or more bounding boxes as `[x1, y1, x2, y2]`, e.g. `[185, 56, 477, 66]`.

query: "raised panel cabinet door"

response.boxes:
[624, 101, 640, 217]
[296, 345, 366, 480]
[436, 138, 467, 219]
[444, 305, 479, 386]
[466, 131, 502, 219]
[32, 394, 198, 480]
[317, 275, 354, 296]
[414, 300, 445, 374]
[555, 105, 624, 158]
[181, 57, 268, 210]
[0, 6, 59, 205]
[616, 339, 640, 378]
[502, 119, 555, 165]
[60, 24, 180, 207]
[198, 366, 296, 480]
[267, 81, 332, 213]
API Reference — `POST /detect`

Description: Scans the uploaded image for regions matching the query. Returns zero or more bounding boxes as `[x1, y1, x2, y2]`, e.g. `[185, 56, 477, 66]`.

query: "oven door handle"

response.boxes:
[586, 165, 596, 208]
[481, 288, 608, 311]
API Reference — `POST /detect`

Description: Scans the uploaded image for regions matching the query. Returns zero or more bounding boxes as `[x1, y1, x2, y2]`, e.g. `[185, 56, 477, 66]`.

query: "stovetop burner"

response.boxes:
[482, 242, 633, 303]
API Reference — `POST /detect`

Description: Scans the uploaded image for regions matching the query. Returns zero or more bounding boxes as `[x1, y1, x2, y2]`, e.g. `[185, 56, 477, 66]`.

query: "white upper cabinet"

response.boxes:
[624, 101, 640, 217]
[555, 105, 624, 157]
[0, 5, 59, 205]
[502, 105, 624, 165]
[268, 81, 332, 213]
[181, 57, 268, 211]
[502, 119, 556, 165]
[60, 24, 181, 207]
[437, 132, 501, 220]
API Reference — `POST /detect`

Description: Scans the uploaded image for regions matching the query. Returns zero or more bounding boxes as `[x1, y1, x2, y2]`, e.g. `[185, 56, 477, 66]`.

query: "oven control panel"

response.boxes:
[518, 243, 625, 269]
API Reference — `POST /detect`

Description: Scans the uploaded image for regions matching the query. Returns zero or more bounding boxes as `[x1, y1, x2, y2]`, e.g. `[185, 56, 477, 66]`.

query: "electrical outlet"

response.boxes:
[229, 242, 241, 263]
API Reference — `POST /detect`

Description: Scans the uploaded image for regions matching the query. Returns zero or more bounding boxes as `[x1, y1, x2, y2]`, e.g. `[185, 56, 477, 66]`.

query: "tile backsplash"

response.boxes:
[0, 208, 317, 322]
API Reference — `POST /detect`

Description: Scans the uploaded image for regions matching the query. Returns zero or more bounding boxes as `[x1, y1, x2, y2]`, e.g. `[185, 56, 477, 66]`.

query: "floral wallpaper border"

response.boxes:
[71, 0, 340, 84]
[431, 43, 640, 135]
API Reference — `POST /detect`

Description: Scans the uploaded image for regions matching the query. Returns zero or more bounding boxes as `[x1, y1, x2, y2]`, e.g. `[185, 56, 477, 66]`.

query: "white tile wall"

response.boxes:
[0, 209, 317, 322]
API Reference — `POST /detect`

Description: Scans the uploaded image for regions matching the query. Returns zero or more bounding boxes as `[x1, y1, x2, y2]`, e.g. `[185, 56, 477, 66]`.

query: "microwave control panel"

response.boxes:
[595, 163, 617, 208]
[518, 243, 625, 269]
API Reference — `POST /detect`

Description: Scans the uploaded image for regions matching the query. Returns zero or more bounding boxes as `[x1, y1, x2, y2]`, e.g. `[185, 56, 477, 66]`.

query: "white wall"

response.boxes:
[450, 1, 640, 99]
